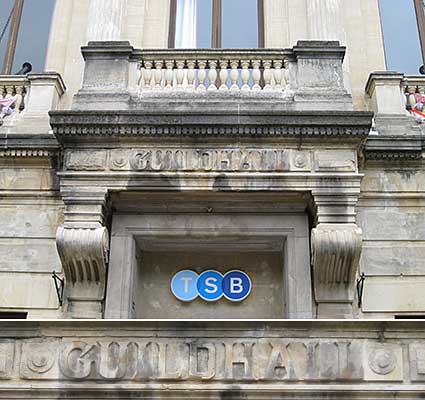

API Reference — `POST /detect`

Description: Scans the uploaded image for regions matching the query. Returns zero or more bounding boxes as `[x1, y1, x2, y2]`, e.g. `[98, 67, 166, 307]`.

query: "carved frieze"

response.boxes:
[314, 150, 357, 172]
[365, 343, 403, 381]
[409, 343, 425, 381]
[15, 338, 366, 382]
[66, 150, 107, 170]
[0, 342, 14, 380]
[64, 148, 314, 173]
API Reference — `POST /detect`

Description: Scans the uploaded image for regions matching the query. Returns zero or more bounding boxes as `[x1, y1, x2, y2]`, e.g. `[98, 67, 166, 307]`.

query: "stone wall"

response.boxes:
[0, 150, 62, 317]
[0, 321, 425, 398]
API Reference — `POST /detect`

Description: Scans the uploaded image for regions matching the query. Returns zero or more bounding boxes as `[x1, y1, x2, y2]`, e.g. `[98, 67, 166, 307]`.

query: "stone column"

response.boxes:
[56, 187, 110, 319]
[306, 0, 351, 93]
[307, 0, 342, 41]
[86, 0, 127, 41]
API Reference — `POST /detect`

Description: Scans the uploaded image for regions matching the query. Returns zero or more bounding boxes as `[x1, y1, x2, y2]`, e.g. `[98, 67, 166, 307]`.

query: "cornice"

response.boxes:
[50, 110, 373, 142]
[0, 133, 59, 158]
[364, 135, 424, 161]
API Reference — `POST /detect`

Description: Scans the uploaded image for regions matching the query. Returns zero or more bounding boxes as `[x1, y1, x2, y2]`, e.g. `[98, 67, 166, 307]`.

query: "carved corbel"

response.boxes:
[56, 226, 109, 319]
[311, 223, 362, 318]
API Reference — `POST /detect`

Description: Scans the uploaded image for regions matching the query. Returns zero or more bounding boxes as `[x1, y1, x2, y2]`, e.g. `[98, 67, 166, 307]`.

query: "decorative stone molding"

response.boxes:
[50, 110, 373, 140]
[56, 226, 110, 319]
[0, 133, 59, 159]
[311, 223, 363, 318]
[1, 320, 425, 398]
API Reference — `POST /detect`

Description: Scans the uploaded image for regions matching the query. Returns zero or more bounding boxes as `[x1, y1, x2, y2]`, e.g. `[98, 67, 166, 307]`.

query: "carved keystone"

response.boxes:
[56, 226, 109, 319]
[311, 223, 362, 318]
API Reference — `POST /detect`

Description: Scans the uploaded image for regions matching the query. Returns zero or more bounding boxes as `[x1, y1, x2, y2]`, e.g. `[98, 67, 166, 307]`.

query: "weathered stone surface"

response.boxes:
[362, 276, 425, 313]
[0, 239, 61, 273]
[360, 242, 425, 276]
[0, 321, 424, 398]
[357, 208, 425, 241]
[0, 273, 58, 309]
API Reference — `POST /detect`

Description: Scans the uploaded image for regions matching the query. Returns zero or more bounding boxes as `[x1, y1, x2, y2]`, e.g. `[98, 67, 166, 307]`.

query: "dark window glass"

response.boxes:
[222, 0, 258, 48]
[379, 0, 423, 74]
[0, 312, 27, 319]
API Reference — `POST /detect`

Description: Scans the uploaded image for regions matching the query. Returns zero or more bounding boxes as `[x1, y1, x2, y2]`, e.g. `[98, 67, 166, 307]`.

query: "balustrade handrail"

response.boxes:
[135, 48, 293, 64]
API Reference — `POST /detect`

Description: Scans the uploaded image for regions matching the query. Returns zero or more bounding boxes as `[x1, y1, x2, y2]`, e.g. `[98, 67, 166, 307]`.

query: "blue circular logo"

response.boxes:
[222, 270, 252, 302]
[170, 269, 199, 302]
[197, 270, 223, 302]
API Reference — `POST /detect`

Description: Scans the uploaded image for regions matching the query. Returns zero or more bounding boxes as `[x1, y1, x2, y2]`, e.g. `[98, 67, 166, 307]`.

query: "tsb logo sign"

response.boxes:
[171, 269, 252, 302]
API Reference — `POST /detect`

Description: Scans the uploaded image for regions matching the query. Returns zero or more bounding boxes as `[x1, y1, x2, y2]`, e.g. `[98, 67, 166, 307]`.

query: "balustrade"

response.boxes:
[0, 77, 28, 118]
[404, 76, 425, 111]
[137, 50, 291, 94]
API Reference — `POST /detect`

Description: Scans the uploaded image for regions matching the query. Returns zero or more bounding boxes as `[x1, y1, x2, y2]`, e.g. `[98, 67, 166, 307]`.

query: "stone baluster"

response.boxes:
[175, 61, 185, 91]
[164, 60, 174, 90]
[263, 60, 272, 91]
[14, 85, 24, 112]
[229, 60, 239, 92]
[197, 60, 207, 92]
[142, 61, 153, 90]
[219, 60, 229, 91]
[207, 60, 218, 91]
[273, 60, 284, 92]
[407, 86, 418, 110]
[283, 59, 290, 90]
[252, 60, 261, 92]
[240, 60, 250, 92]
[5, 85, 14, 99]
[187, 60, 196, 91]
[153, 60, 163, 91]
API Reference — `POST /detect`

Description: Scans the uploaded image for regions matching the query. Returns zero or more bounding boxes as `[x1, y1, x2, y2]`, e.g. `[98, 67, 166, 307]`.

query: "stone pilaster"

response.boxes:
[307, 0, 342, 41]
[86, 0, 127, 41]
[55, 188, 110, 319]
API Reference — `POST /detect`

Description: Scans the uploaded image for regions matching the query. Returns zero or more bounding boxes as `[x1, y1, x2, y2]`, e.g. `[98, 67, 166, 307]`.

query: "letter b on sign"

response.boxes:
[222, 270, 251, 301]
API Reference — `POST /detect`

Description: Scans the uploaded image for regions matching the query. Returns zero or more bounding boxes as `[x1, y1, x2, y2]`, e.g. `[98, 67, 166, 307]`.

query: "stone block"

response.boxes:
[0, 272, 59, 309]
[357, 208, 425, 241]
[0, 206, 61, 238]
[360, 242, 425, 276]
[0, 238, 61, 273]
[364, 342, 403, 381]
[362, 276, 425, 312]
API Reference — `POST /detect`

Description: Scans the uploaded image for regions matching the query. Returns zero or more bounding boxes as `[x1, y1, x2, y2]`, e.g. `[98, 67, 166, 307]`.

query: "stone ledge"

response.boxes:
[0, 133, 59, 158]
[365, 135, 424, 160]
[50, 110, 373, 141]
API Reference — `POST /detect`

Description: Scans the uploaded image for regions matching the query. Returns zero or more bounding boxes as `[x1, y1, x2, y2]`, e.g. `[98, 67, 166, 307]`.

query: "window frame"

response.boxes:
[168, 0, 265, 48]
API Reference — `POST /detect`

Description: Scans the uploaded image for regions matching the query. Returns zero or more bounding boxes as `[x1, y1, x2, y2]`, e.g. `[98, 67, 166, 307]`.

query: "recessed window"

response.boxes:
[169, 0, 264, 48]
[379, 0, 423, 74]
[0, 0, 56, 74]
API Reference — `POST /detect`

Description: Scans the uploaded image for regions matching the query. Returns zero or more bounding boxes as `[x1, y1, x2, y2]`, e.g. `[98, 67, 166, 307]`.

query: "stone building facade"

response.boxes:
[0, 0, 425, 397]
